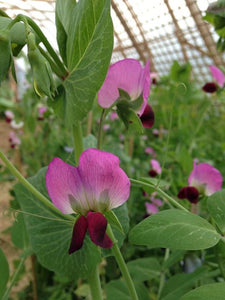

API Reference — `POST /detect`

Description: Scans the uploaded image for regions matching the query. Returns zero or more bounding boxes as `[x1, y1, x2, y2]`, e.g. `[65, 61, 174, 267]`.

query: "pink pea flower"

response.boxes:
[145, 147, 156, 157]
[38, 106, 47, 120]
[46, 148, 130, 254]
[9, 131, 21, 148]
[178, 161, 223, 204]
[149, 159, 162, 177]
[150, 72, 159, 85]
[103, 124, 110, 131]
[209, 65, 225, 88]
[98, 59, 150, 115]
[110, 111, 119, 121]
[202, 66, 225, 93]
[98, 59, 154, 128]
[145, 202, 158, 215]
[5, 110, 14, 123]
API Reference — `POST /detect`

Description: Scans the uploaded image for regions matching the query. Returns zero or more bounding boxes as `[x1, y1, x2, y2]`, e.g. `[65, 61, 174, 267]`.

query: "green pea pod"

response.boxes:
[0, 29, 11, 84]
[27, 32, 55, 98]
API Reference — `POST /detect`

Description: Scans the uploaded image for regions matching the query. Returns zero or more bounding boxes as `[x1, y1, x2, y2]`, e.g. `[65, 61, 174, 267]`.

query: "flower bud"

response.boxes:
[0, 29, 11, 83]
[27, 32, 55, 98]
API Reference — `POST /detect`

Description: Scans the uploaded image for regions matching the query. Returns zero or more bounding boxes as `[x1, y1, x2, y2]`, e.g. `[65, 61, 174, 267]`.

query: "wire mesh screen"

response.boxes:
[0, 0, 224, 83]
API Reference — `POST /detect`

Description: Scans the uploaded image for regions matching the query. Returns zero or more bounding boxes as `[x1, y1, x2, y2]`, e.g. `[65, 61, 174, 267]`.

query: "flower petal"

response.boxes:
[46, 157, 86, 214]
[151, 159, 162, 174]
[178, 186, 199, 203]
[202, 82, 217, 93]
[140, 104, 154, 128]
[209, 65, 225, 88]
[145, 202, 159, 215]
[188, 162, 223, 196]
[78, 149, 130, 211]
[87, 212, 113, 248]
[68, 216, 88, 254]
[98, 59, 150, 115]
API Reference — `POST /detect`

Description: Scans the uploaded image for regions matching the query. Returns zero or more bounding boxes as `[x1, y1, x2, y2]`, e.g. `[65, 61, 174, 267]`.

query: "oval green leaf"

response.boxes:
[180, 282, 225, 300]
[129, 209, 220, 250]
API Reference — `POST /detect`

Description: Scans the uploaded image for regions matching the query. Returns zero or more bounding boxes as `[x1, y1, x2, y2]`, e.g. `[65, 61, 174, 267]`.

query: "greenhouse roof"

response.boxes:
[0, 0, 224, 83]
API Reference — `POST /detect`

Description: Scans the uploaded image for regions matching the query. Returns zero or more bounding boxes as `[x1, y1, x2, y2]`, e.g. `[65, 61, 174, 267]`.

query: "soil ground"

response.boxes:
[0, 120, 31, 299]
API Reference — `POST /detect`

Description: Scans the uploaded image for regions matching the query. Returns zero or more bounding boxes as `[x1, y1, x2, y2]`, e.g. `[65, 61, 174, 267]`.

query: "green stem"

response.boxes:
[129, 178, 188, 212]
[73, 122, 84, 165]
[97, 109, 106, 150]
[157, 248, 170, 299]
[2, 256, 26, 300]
[107, 225, 139, 300]
[0, 149, 74, 221]
[88, 266, 103, 300]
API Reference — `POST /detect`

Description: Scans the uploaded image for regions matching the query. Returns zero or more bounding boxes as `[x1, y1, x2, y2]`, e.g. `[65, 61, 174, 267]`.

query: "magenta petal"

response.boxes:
[78, 149, 130, 211]
[151, 159, 162, 174]
[87, 212, 113, 248]
[98, 59, 150, 115]
[46, 157, 84, 214]
[69, 216, 88, 254]
[140, 104, 155, 128]
[188, 162, 223, 196]
[209, 65, 225, 88]
[145, 202, 158, 215]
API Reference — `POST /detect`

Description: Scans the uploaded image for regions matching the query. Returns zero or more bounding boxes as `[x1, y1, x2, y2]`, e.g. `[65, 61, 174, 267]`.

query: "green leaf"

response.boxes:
[105, 210, 124, 235]
[55, 0, 76, 65]
[63, 0, 113, 125]
[15, 167, 101, 280]
[129, 209, 220, 250]
[207, 189, 225, 234]
[161, 267, 208, 300]
[83, 134, 97, 150]
[11, 213, 28, 249]
[127, 257, 161, 281]
[180, 282, 225, 300]
[0, 248, 9, 298]
[105, 280, 150, 300]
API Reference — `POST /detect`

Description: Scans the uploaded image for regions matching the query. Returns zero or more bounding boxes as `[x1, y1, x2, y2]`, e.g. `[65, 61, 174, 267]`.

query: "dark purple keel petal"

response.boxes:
[87, 212, 113, 249]
[69, 216, 88, 255]
[177, 186, 199, 204]
[140, 104, 155, 128]
[202, 82, 217, 93]
[148, 169, 158, 177]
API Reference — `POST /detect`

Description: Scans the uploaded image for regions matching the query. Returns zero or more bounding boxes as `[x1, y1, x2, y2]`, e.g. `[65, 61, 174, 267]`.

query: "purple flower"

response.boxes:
[145, 147, 156, 157]
[209, 65, 225, 88]
[178, 161, 223, 203]
[38, 106, 47, 120]
[110, 111, 119, 121]
[9, 131, 21, 148]
[139, 104, 155, 128]
[148, 159, 162, 177]
[98, 58, 150, 116]
[145, 202, 159, 214]
[46, 148, 130, 254]
[5, 110, 14, 123]
[202, 82, 217, 93]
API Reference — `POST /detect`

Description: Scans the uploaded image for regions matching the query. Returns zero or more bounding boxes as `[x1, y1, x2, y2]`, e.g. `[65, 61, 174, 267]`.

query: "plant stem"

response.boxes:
[2, 256, 26, 300]
[88, 265, 103, 300]
[73, 122, 84, 165]
[0, 149, 74, 221]
[157, 248, 170, 299]
[107, 225, 139, 300]
[97, 109, 106, 150]
[129, 178, 188, 212]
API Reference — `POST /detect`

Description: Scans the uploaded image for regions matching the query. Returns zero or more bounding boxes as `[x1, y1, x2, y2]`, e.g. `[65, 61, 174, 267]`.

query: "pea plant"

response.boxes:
[0, 1, 225, 299]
